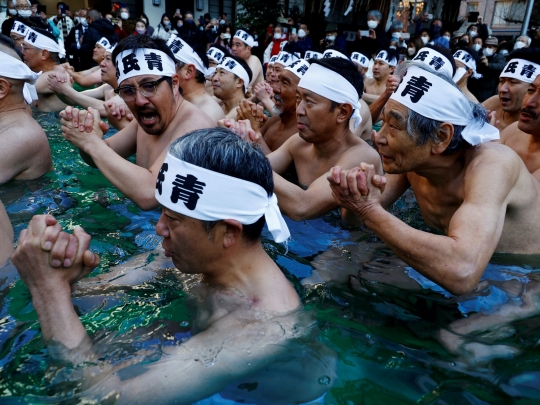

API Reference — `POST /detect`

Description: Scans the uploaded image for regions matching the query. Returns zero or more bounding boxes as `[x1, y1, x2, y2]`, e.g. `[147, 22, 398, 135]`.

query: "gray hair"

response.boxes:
[394, 61, 489, 154]
[168, 128, 273, 242]
[367, 10, 382, 21]
[87, 9, 101, 21]
[518, 35, 531, 46]
[390, 21, 404, 31]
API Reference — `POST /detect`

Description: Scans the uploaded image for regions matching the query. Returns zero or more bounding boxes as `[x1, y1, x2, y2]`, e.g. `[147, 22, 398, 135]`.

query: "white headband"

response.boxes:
[234, 30, 258, 47]
[268, 55, 278, 65]
[115, 48, 176, 85]
[298, 63, 363, 129]
[500, 58, 540, 84]
[0, 52, 40, 84]
[155, 155, 290, 243]
[390, 66, 499, 146]
[166, 34, 207, 76]
[375, 50, 397, 67]
[322, 49, 349, 60]
[305, 51, 323, 60]
[411, 47, 453, 79]
[207, 47, 225, 64]
[351, 52, 369, 68]
[284, 59, 310, 79]
[24, 28, 65, 58]
[23, 83, 38, 104]
[453, 50, 482, 80]
[11, 21, 29, 36]
[275, 51, 299, 67]
[217, 56, 250, 93]
[107, 44, 117, 54]
[96, 37, 112, 50]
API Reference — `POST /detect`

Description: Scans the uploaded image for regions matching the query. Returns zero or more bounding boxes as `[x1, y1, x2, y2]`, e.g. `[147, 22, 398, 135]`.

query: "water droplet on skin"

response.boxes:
[318, 375, 331, 385]
[180, 321, 189, 327]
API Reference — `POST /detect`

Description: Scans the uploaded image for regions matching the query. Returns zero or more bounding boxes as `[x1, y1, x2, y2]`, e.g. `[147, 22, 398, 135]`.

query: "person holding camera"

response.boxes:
[49, 2, 73, 43]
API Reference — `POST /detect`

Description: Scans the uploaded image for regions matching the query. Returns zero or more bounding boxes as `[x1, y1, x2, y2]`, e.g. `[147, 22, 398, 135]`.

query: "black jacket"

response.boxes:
[472, 52, 507, 102]
[65, 23, 88, 71]
[80, 18, 118, 70]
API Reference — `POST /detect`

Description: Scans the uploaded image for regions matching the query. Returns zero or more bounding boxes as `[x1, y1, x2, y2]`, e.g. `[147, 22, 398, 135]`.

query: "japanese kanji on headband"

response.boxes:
[155, 154, 290, 243]
[115, 48, 177, 84]
[412, 47, 453, 79]
[500, 58, 540, 84]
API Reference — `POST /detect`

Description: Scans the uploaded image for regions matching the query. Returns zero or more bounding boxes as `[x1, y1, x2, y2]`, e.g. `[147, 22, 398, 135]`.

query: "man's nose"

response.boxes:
[155, 214, 169, 238]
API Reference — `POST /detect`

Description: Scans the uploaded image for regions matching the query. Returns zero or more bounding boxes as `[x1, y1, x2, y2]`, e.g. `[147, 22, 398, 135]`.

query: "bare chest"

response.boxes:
[135, 132, 169, 169]
[263, 120, 296, 151]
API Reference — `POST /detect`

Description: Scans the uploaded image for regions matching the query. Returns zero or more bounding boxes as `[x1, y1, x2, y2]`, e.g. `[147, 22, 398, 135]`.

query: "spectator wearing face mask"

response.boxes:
[48, 2, 73, 43]
[2, 0, 50, 36]
[321, 22, 346, 53]
[152, 13, 176, 41]
[133, 19, 148, 36]
[215, 26, 232, 52]
[0, 0, 17, 25]
[354, 10, 388, 58]
[114, 7, 134, 39]
[387, 20, 406, 50]
[64, 7, 89, 71]
[288, 23, 312, 57]
[472, 36, 483, 52]
[263, 24, 287, 64]
[405, 37, 424, 60]
[138, 13, 154, 36]
[204, 18, 219, 46]
[513, 35, 531, 50]
[429, 19, 450, 49]
[474, 36, 506, 102]
[177, 11, 204, 46]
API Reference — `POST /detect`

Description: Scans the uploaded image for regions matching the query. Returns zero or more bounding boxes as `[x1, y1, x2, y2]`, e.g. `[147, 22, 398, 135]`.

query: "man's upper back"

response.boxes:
[246, 55, 264, 90]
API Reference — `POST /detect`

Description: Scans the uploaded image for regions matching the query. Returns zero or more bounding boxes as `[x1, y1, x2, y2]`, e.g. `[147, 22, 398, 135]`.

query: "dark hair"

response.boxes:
[160, 12, 170, 26]
[139, 13, 150, 26]
[168, 128, 273, 243]
[375, 47, 400, 66]
[185, 11, 194, 17]
[135, 19, 147, 29]
[0, 34, 23, 60]
[425, 43, 457, 75]
[508, 47, 540, 65]
[56, 2, 66, 8]
[226, 54, 253, 85]
[112, 35, 176, 68]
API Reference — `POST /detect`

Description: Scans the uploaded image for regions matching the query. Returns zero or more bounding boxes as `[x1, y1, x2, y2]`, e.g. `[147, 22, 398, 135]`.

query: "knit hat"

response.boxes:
[484, 37, 499, 46]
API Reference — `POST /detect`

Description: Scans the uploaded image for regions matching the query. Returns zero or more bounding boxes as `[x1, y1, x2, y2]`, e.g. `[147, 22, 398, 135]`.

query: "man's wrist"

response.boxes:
[355, 200, 384, 222]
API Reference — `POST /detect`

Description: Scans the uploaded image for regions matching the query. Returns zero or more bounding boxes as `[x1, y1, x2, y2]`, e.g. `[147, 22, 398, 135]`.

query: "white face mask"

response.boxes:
[500, 49, 509, 55]
[392, 31, 402, 39]
[136, 28, 146, 35]
[443, 35, 450, 40]
[514, 41, 526, 50]
[407, 47, 416, 55]
[177, 22, 183, 28]
[483, 47, 494, 56]
[298, 29, 306, 38]
[453, 67, 467, 83]
[74, 17, 80, 24]
[326, 35, 336, 41]
[223, 33, 231, 39]
[8, 8, 17, 16]
[421, 36, 429, 45]
[274, 33, 282, 40]
[120, 12, 129, 20]
[472, 43, 482, 51]
[468, 30, 477, 38]
[18, 9, 32, 18]
[367, 20, 378, 29]
[220, 19, 226, 24]
[389, 45, 397, 50]
[81, 18, 88, 26]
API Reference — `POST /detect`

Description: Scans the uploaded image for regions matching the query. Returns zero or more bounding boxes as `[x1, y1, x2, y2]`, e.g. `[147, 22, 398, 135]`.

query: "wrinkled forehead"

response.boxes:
[385, 99, 409, 120]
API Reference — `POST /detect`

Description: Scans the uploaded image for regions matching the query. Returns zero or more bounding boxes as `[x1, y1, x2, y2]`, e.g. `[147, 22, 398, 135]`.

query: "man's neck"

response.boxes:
[33, 60, 58, 73]
[221, 91, 245, 113]
[105, 78, 118, 88]
[278, 107, 297, 128]
[457, 80, 468, 92]
[502, 108, 521, 124]
[375, 75, 389, 86]
[413, 150, 468, 187]
[0, 96, 26, 113]
[312, 126, 350, 159]
[180, 80, 206, 101]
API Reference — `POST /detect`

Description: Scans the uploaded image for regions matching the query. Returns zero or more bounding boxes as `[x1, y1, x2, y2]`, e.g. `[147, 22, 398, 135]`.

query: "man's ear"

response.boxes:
[41, 49, 50, 61]
[221, 219, 243, 248]
[0, 78, 10, 100]
[171, 72, 180, 88]
[336, 103, 353, 125]
[431, 122, 455, 155]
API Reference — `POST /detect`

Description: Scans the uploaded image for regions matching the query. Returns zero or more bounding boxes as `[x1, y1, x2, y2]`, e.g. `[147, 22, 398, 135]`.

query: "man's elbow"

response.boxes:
[443, 264, 482, 296]
[136, 195, 159, 211]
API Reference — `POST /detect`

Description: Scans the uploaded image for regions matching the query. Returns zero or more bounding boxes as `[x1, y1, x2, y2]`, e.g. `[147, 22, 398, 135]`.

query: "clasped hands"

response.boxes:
[327, 163, 387, 219]
[59, 106, 109, 152]
[12, 215, 100, 295]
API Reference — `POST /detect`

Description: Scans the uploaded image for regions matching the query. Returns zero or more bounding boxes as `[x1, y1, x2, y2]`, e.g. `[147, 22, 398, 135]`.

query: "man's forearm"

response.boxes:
[369, 91, 391, 123]
[85, 140, 158, 210]
[57, 87, 106, 116]
[362, 93, 380, 105]
[360, 204, 483, 294]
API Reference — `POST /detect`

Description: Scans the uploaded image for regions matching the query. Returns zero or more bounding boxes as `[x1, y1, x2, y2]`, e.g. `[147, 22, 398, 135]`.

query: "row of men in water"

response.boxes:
[0, 16, 540, 401]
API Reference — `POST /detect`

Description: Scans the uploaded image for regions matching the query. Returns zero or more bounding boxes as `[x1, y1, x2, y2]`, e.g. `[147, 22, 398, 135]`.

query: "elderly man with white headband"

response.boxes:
[500, 51, 540, 180]
[328, 61, 540, 295]
[483, 48, 540, 131]
[362, 48, 399, 105]
[21, 26, 68, 112]
[230, 57, 381, 224]
[58, 35, 214, 210]
[231, 29, 264, 92]
[11, 128, 335, 404]
[453, 47, 482, 103]
[0, 43, 52, 183]
[47, 44, 134, 131]
[236, 59, 311, 152]
[212, 54, 252, 120]
[167, 34, 224, 123]
[61, 37, 113, 88]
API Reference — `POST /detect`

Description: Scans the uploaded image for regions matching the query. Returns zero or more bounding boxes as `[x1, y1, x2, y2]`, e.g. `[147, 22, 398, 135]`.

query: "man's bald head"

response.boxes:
[0, 44, 23, 61]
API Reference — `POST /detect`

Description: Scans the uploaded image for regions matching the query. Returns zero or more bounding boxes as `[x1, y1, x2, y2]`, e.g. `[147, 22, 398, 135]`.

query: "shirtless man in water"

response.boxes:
[227, 57, 382, 224]
[237, 58, 308, 152]
[328, 62, 540, 296]
[482, 48, 540, 131]
[231, 29, 264, 92]
[59, 35, 214, 210]
[212, 55, 251, 120]
[47, 45, 133, 130]
[362, 49, 398, 105]
[21, 26, 67, 112]
[10, 129, 335, 404]
[501, 71, 540, 180]
[61, 38, 110, 88]
[167, 35, 224, 123]
[0, 45, 52, 183]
